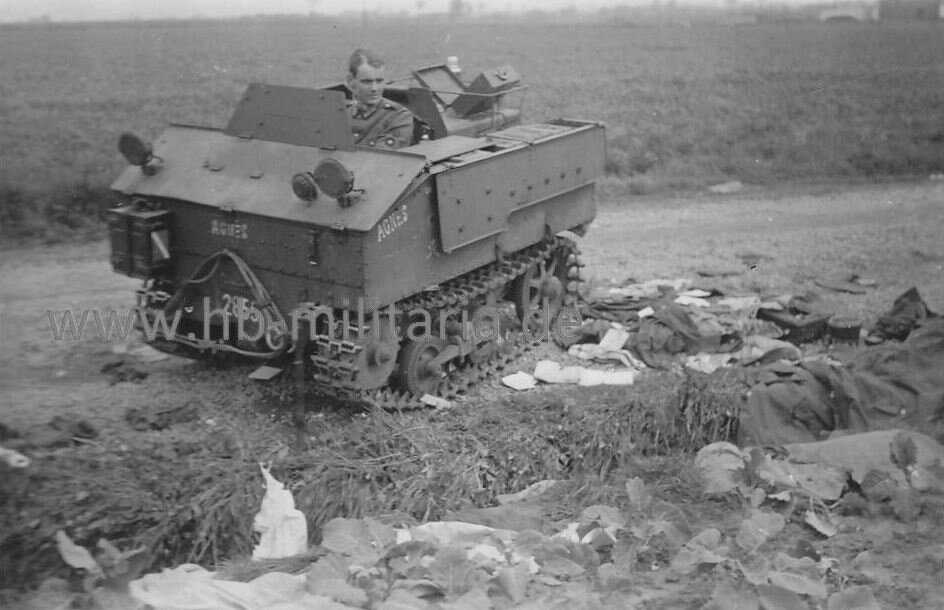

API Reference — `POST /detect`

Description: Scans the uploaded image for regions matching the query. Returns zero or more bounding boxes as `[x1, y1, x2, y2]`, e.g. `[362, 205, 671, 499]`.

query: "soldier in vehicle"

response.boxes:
[346, 48, 415, 149]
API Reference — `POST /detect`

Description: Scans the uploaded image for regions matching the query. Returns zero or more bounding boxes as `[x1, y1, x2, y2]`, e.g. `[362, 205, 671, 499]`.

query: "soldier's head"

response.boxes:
[347, 48, 386, 108]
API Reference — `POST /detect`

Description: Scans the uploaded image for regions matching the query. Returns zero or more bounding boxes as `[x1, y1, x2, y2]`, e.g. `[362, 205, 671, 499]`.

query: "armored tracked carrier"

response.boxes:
[107, 61, 606, 412]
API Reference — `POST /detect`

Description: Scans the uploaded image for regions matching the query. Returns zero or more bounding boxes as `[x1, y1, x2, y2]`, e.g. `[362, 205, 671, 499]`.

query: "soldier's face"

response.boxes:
[348, 63, 385, 107]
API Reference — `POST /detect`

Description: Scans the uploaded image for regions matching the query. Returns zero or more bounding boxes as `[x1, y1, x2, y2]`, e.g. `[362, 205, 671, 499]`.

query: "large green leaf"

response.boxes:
[702, 582, 759, 610]
[735, 510, 785, 552]
[428, 545, 476, 596]
[320, 517, 396, 567]
[827, 586, 880, 610]
[670, 528, 726, 575]
[495, 562, 531, 603]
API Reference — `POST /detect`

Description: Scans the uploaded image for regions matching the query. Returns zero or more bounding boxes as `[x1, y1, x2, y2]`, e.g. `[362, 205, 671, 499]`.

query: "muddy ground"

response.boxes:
[1, 179, 943, 608]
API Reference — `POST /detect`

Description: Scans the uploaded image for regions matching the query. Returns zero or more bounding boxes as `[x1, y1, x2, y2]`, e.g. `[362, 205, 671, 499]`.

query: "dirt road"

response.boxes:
[583, 180, 944, 316]
[2, 179, 943, 431]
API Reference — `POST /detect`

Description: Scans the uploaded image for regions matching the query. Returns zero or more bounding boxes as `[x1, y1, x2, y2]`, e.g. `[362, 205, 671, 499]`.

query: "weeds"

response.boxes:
[0, 178, 111, 243]
[0, 367, 746, 592]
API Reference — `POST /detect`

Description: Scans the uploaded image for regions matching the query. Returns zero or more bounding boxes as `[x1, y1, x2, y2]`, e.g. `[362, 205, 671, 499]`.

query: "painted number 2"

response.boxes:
[221, 294, 256, 318]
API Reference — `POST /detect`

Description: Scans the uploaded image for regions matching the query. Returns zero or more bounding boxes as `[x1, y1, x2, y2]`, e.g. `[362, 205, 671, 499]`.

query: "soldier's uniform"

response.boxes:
[348, 99, 414, 150]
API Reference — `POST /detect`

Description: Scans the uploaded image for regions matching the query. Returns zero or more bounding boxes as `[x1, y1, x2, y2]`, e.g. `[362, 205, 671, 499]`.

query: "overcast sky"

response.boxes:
[3, 0, 648, 23]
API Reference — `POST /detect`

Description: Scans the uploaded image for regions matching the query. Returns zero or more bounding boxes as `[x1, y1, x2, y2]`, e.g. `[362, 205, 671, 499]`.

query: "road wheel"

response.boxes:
[394, 337, 448, 396]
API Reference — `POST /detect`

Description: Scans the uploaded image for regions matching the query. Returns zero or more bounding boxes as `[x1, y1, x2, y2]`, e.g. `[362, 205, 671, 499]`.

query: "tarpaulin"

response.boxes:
[738, 317, 944, 446]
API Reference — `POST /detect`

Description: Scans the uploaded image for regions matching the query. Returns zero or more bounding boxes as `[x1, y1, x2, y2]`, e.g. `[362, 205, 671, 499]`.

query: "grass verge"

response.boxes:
[0, 180, 111, 245]
[0, 367, 745, 592]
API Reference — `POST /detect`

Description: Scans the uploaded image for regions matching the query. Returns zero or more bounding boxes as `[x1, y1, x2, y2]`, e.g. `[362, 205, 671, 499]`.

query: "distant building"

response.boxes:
[818, 4, 878, 21]
[878, 0, 941, 19]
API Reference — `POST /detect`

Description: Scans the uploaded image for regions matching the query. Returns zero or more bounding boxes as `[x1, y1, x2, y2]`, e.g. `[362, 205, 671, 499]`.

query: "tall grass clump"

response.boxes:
[0, 175, 112, 243]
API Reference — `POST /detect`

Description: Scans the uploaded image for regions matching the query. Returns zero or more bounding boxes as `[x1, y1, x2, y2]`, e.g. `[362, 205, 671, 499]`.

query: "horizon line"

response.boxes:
[1, 1, 859, 26]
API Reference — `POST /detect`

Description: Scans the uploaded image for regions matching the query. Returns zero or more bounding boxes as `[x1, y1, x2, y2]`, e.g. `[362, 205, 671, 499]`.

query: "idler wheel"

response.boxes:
[395, 337, 448, 396]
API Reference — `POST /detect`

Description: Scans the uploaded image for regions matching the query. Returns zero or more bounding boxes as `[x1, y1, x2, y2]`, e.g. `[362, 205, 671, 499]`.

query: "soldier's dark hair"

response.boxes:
[348, 48, 385, 76]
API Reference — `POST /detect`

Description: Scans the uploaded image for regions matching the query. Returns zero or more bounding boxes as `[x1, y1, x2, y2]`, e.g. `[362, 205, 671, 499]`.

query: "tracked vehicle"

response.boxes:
[107, 60, 606, 410]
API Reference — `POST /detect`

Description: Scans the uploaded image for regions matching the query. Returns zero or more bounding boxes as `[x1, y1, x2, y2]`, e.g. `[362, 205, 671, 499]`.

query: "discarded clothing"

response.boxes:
[632, 304, 741, 369]
[716, 295, 762, 313]
[685, 335, 800, 374]
[568, 343, 643, 369]
[685, 353, 737, 374]
[868, 286, 938, 343]
[737, 335, 802, 366]
[738, 317, 944, 446]
[674, 294, 711, 308]
[783, 429, 944, 488]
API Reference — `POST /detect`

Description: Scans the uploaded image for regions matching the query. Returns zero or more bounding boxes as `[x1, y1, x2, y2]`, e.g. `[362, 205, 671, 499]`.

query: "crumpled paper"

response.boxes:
[577, 369, 637, 386]
[534, 360, 637, 386]
[502, 371, 537, 390]
[601, 278, 692, 299]
[129, 564, 320, 610]
[128, 514, 608, 610]
[252, 464, 308, 560]
[533, 360, 584, 384]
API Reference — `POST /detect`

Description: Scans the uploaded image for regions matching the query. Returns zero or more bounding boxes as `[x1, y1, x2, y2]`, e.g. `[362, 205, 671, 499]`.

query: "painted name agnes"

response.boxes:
[377, 204, 408, 243]
[210, 219, 249, 240]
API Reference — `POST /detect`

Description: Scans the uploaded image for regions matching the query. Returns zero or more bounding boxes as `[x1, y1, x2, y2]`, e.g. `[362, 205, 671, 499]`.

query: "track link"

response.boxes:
[306, 236, 585, 411]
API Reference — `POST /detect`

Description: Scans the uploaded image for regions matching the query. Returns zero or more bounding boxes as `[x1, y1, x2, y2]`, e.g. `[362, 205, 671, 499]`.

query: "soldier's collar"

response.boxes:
[353, 99, 380, 116]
